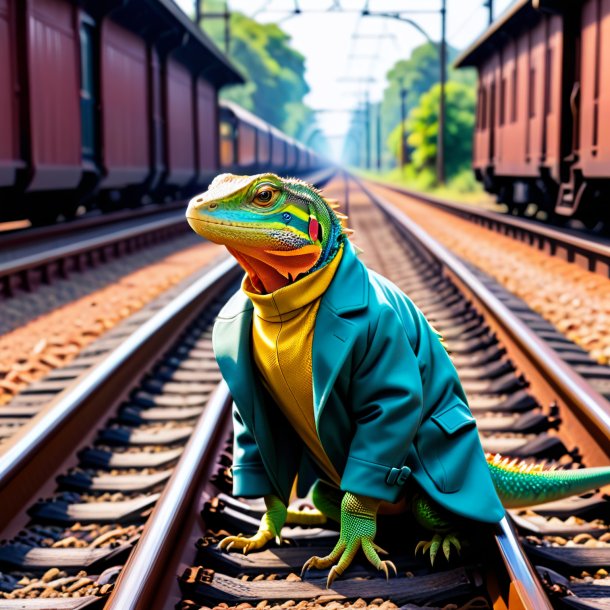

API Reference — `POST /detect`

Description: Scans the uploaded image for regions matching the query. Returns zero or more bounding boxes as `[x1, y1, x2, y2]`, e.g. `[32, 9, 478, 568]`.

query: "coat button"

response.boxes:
[386, 466, 411, 486]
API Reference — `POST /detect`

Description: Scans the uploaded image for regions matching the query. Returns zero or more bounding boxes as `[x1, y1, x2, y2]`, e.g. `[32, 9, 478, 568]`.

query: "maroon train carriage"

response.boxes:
[456, 0, 610, 227]
[219, 100, 259, 171]
[0, 0, 242, 224]
[219, 99, 322, 174]
[270, 125, 288, 169]
[285, 136, 299, 172]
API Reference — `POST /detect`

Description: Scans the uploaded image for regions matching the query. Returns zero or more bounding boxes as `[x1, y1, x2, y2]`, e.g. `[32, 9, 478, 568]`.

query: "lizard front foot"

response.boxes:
[301, 539, 396, 587]
[415, 532, 461, 565]
[219, 530, 274, 554]
[219, 494, 286, 555]
[300, 492, 397, 588]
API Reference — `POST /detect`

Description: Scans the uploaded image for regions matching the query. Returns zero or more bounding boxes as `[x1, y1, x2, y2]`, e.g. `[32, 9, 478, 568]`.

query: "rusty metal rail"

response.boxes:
[359, 177, 610, 610]
[105, 382, 233, 610]
[0, 212, 190, 297]
[368, 178, 610, 278]
[0, 168, 336, 298]
[361, 180, 610, 459]
[0, 257, 240, 528]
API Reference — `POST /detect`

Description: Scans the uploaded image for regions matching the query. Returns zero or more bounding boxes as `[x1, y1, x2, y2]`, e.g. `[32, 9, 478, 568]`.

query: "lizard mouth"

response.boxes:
[186, 216, 264, 231]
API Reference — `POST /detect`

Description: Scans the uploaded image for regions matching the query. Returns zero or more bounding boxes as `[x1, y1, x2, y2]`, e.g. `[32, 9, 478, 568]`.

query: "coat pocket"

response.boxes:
[417, 401, 478, 494]
[431, 402, 476, 436]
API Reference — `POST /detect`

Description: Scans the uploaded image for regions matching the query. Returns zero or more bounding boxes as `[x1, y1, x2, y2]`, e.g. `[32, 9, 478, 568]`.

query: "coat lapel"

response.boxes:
[214, 241, 369, 498]
[312, 242, 369, 425]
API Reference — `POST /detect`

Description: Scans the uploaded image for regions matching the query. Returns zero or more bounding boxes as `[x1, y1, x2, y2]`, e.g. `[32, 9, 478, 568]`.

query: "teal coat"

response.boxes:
[213, 242, 505, 523]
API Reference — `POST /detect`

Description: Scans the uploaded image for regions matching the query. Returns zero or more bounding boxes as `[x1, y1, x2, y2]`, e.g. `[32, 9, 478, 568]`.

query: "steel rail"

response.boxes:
[0, 201, 186, 250]
[494, 517, 553, 610]
[361, 180, 610, 450]
[0, 212, 188, 281]
[104, 382, 232, 610]
[367, 178, 610, 277]
[359, 178, 610, 610]
[0, 256, 240, 527]
[0, 167, 337, 297]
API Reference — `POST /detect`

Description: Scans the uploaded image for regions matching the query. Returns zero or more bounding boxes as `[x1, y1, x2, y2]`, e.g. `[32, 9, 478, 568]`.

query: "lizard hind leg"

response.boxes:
[285, 480, 342, 527]
[412, 492, 462, 565]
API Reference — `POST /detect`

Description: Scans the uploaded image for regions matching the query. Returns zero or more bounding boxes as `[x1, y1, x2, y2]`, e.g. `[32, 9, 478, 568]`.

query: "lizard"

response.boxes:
[186, 172, 610, 586]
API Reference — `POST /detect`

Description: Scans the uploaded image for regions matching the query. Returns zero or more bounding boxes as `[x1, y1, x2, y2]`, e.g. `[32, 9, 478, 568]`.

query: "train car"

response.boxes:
[0, 0, 24, 195]
[219, 99, 322, 174]
[0, 0, 323, 225]
[0, 0, 241, 224]
[456, 0, 610, 226]
[270, 126, 288, 168]
[219, 101, 259, 171]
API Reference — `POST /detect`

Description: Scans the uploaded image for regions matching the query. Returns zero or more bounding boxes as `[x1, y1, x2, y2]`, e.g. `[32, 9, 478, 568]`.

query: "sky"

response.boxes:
[176, 0, 514, 155]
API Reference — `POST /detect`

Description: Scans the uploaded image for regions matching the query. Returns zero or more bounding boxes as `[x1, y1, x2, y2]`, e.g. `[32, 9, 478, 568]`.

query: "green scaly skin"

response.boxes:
[487, 454, 610, 508]
[186, 173, 610, 582]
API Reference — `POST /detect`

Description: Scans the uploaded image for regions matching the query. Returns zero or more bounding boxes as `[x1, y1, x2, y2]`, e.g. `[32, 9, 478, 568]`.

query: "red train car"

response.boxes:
[0, 0, 241, 223]
[457, 0, 610, 226]
[0, 0, 22, 191]
[219, 100, 321, 174]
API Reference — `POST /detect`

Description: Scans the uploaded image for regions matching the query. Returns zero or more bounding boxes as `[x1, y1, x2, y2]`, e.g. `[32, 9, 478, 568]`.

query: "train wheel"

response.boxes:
[505, 202, 526, 216]
[26, 198, 63, 226]
[574, 184, 605, 232]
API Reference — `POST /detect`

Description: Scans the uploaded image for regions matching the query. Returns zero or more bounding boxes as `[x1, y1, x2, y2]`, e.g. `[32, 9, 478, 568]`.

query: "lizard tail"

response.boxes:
[486, 453, 610, 509]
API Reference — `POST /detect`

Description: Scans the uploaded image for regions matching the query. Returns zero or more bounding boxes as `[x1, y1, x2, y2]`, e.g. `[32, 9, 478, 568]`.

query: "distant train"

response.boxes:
[456, 0, 610, 227]
[0, 0, 324, 225]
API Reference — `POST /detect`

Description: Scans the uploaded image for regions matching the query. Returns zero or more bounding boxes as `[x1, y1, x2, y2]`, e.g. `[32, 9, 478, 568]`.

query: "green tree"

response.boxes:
[199, 2, 315, 140]
[387, 81, 475, 182]
[377, 42, 475, 167]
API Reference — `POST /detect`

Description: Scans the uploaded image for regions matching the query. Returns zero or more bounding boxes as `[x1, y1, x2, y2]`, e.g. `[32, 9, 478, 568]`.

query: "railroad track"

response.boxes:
[1, 174, 608, 609]
[366, 179, 610, 279]
[0, 169, 336, 300]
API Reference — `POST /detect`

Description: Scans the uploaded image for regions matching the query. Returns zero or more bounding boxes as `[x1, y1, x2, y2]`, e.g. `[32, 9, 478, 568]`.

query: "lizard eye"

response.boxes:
[253, 187, 279, 207]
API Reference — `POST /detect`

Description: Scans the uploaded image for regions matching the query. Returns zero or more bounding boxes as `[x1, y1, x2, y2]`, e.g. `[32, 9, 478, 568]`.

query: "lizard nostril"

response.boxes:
[196, 197, 203, 202]
[209, 203, 218, 210]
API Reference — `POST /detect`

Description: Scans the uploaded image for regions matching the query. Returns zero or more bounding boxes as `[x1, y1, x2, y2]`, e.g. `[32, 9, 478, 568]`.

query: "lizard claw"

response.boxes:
[378, 560, 397, 580]
[326, 565, 343, 588]
[218, 530, 274, 555]
[415, 533, 462, 565]
[442, 533, 461, 561]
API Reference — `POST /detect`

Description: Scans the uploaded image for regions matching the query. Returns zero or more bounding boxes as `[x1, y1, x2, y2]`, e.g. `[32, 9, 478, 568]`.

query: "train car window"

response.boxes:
[500, 77, 506, 126]
[481, 86, 487, 130]
[528, 67, 536, 118]
[476, 87, 482, 129]
[79, 18, 98, 164]
[544, 48, 553, 115]
[511, 67, 517, 122]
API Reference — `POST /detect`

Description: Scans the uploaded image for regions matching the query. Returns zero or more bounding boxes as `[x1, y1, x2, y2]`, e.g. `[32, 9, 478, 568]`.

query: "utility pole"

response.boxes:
[485, 0, 493, 25]
[376, 103, 382, 171]
[400, 84, 407, 172]
[437, 0, 447, 185]
[359, 9, 446, 183]
[224, 2, 230, 53]
[195, 1, 231, 54]
[365, 91, 371, 170]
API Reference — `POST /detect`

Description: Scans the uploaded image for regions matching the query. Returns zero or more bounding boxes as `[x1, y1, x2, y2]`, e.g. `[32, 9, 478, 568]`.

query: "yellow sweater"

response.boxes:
[242, 248, 344, 487]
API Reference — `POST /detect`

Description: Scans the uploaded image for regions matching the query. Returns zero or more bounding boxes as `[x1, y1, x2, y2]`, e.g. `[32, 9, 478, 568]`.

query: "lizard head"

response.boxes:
[186, 173, 350, 293]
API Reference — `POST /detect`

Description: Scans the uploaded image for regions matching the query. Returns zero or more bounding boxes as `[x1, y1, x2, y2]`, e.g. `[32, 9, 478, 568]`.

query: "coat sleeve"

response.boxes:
[231, 402, 275, 498]
[340, 304, 424, 503]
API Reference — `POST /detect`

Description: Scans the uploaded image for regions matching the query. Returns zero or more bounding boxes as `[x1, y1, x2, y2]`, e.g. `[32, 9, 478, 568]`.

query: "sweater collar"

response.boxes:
[217, 240, 368, 320]
[243, 245, 344, 322]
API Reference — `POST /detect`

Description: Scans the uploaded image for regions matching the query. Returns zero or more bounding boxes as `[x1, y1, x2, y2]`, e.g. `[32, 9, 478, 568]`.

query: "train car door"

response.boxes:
[79, 14, 98, 173]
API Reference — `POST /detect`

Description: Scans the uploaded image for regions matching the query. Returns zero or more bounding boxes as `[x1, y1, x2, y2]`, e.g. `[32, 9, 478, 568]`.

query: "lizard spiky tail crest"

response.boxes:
[487, 454, 610, 509]
[322, 197, 354, 238]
